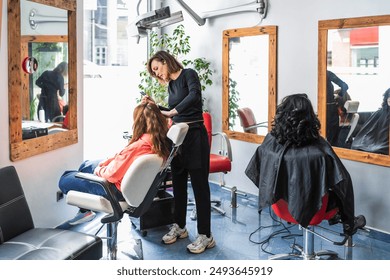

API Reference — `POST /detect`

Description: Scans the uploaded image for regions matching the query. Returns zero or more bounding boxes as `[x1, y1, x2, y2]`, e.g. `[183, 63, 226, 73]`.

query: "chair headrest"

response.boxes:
[344, 100, 360, 113]
[237, 107, 256, 127]
[167, 123, 189, 146]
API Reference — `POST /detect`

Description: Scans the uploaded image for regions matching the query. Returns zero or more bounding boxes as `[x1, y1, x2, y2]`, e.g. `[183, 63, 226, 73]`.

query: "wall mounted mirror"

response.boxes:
[8, 0, 77, 161]
[222, 26, 277, 144]
[318, 15, 390, 167]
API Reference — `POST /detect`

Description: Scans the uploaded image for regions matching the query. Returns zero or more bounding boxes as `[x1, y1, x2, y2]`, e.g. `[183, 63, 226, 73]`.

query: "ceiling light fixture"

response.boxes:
[129, 0, 268, 41]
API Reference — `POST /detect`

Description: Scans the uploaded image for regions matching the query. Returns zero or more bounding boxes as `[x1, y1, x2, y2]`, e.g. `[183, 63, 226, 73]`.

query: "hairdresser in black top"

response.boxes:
[326, 70, 349, 146]
[144, 50, 215, 254]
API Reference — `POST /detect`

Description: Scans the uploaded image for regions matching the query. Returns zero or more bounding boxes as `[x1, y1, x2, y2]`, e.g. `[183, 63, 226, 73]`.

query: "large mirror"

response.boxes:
[318, 15, 390, 167]
[222, 26, 277, 143]
[8, 0, 77, 161]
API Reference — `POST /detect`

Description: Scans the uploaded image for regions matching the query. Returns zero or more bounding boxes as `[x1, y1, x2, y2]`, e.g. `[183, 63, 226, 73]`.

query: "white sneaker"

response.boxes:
[68, 210, 96, 225]
[187, 234, 215, 254]
[162, 223, 188, 244]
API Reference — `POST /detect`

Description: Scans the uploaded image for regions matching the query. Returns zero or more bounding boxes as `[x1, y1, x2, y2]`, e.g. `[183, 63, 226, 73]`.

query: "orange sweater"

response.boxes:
[94, 134, 154, 191]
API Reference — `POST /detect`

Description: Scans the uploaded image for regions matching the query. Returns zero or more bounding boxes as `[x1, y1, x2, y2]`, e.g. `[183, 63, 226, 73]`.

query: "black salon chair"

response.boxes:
[0, 166, 102, 260]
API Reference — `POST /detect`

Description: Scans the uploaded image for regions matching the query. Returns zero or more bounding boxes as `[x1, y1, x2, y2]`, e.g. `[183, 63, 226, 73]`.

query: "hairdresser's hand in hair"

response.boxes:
[161, 108, 178, 118]
[142, 95, 155, 104]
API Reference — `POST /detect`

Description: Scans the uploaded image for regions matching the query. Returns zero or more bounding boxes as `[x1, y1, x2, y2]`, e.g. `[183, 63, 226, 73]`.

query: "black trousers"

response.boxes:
[171, 122, 211, 236]
[326, 103, 340, 146]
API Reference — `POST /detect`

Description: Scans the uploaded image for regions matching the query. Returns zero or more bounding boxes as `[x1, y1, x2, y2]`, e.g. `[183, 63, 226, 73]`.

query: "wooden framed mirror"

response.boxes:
[8, 0, 77, 161]
[318, 15, 390, 167]
[222, 26, 277, 144]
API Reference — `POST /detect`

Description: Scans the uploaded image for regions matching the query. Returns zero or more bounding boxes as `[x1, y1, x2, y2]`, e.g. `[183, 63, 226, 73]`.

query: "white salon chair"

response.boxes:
[341, 100, 360, 144]
[66, 123, 189, 260]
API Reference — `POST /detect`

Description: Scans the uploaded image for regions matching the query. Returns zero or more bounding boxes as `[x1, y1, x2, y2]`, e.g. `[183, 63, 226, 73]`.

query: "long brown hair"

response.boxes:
[147, 50, 183, 83]
[130, 102, 171, 158]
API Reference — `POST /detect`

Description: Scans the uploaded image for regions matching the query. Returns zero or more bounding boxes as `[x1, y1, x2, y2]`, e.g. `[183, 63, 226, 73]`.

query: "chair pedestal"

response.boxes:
[100, 220, 144, 260]
[106, 222, 119, 260]
[269, 226, 339, 260]
[188, 199, 226, 220]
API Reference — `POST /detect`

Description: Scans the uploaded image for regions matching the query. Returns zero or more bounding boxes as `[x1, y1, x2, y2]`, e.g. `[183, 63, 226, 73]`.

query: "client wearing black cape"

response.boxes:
[351, 88, 390, 155]
[245, 94, 366, 236]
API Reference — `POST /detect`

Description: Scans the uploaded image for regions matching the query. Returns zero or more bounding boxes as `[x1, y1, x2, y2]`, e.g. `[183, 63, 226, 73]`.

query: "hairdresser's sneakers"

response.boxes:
[68, 210, 96, 225]
[187, 234, 215, 254]
[162, 223, 188, 244]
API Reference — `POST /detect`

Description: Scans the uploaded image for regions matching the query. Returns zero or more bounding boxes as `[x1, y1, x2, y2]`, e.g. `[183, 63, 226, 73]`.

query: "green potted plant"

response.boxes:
[228, 76, 240, 130]
[138, 24, 213, 110]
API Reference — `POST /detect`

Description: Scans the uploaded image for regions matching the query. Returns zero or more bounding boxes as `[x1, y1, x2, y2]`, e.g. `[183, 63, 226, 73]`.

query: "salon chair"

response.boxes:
[237, 107, 268, 134]
[345, 113, 359, 144]
[189, 112, 233, 220]
[66, 123, 189, 260]
[267, 151, 356, 260]
[343, 100, 360, 143]
[269, 195, 349, 260]
[0, 166, 102, 260]
[339, 100, 360, 145]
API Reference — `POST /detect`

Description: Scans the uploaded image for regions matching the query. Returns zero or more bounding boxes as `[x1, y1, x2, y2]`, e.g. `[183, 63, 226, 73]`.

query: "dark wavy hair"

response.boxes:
[381, 88, 390, 111]
[53, 61, 68, 76]
[270, 93, 321, 147]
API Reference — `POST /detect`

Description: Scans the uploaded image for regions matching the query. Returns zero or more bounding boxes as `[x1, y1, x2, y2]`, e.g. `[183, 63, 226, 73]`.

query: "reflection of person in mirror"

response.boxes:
[58, 101, 171, 225]
[245, 93, 366, 236]
[145, 50, 215, 254]
[326, 70, 349, 146]
[335, 89, 351, 124]
[351, 88, 390, 154]
[36, 61, 68, 122]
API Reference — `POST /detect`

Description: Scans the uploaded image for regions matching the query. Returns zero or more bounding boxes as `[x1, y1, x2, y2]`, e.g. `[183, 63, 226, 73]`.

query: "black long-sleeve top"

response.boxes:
[326, 70, 349, 103]
[36, 70, 65, 97]
[168, 68, 203, 123]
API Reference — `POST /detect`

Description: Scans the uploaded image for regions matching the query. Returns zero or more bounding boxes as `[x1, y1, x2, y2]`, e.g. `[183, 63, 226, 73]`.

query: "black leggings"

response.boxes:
[171, 123, 211, 236]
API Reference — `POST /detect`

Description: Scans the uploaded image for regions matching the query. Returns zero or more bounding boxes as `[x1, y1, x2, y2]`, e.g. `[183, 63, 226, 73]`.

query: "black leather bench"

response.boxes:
[0, 166, 102, 260]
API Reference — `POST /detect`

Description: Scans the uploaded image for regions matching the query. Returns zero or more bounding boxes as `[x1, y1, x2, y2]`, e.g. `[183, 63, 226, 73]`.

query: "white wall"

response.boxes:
[0, 0, 85, 227]
[163, 0, 390, 232]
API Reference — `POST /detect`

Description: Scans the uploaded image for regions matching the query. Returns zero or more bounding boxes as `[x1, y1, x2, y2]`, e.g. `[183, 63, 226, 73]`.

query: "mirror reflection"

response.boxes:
[22, 56, 38, 74]
[326, 26, 390, 154]
[229, 35, 269, 135]
[20, 0, 69, 138]
[318, 15, 390, 167]
[222, 26, 277, 144]
[30, 44, 68, 122]
[8, 0, 77, 161]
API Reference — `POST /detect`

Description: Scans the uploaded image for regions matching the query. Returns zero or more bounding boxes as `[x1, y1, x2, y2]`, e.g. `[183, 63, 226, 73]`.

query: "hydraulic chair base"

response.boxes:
[269, 225, 351, 260]
[98, 220, 143, 260]
[189, 185, 248, 220]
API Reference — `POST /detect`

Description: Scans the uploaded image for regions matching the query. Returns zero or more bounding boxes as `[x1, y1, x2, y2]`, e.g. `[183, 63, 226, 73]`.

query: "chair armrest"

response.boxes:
[75, 172, 123, 223]
[212, 132, 233, 161]
[243, 121, 268, 132]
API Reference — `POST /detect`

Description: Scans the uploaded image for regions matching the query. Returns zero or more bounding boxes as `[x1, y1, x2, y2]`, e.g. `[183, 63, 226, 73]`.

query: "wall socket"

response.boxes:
[56, 191, 64, 202]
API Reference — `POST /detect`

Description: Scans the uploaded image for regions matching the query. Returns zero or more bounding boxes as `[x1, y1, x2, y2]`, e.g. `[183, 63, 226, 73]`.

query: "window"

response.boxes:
[83, 0, 148, 159]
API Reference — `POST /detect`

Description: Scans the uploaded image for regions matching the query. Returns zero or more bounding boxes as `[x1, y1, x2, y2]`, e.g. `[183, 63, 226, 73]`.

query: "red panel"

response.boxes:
[350, 27, 378, 46]
[271, 195, 338, 226]
[209, 154, 232, 173]
[203, 112, 212, 146]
